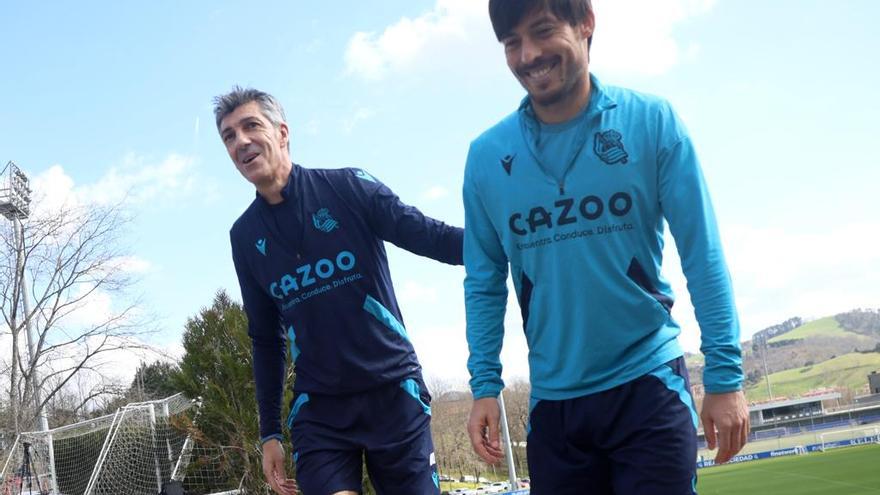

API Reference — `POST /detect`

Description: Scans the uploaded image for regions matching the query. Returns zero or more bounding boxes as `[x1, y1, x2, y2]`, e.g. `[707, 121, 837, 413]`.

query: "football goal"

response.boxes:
[818, 426, 880, 452]
[0, 394, 242, 495]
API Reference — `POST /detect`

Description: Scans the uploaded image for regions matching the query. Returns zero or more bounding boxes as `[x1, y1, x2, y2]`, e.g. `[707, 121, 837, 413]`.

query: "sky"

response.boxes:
[1, 0, 878, 390]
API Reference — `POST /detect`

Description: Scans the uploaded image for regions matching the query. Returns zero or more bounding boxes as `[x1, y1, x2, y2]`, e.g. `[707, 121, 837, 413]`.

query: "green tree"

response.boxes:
[172, 290, 294, 494]
[130, 360, 179, 401]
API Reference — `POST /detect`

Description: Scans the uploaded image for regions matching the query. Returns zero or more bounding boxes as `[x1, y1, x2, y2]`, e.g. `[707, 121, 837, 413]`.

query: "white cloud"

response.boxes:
[30, 165, 77, 213]
[79, 153, 196, 206]
[422, 185, 450, 201]
[61, 287, 116, 329]
[725, 222, 880, 326]
[0, 331, 177, 404]
[591, 0, 716, 75]
[115, 256, 152, 275]
[409, 278, 531, 387]
[344, 0, 490, 81]
[342, 108, 375, 133]
[69, 336, 150, 382]
[344, 0, 717, 81]
[662, 220, 880, 352]
[411, 320, 531, 387]
[30, 153, 198, 213]
[70, 337, 184, 386]
[411, 322, 470, 384]
[398, 280, 439, 304]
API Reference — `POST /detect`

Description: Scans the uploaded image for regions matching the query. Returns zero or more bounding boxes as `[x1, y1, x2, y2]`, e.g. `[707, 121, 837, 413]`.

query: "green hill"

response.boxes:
[767, 316, 849, 343]
[745, 352, 880, 402]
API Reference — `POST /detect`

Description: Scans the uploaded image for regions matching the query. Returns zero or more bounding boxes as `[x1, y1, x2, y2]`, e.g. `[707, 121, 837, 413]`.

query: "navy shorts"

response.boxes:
[527, 357, 699, 495]
[288, 377, 439, 495]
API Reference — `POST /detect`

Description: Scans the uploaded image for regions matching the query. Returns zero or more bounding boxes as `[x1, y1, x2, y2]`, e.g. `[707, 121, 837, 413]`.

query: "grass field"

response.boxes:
[698, 424, 880, 460]
[698, 443, 880, 494]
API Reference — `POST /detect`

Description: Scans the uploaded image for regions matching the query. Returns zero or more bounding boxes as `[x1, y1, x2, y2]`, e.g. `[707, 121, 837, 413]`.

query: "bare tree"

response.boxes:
[431, 390, 479, 482]
[1, 200, 148, 433]
[428, 379, 532, 485]
[503, 379, 530, 475]
[44, 372, 126, 426]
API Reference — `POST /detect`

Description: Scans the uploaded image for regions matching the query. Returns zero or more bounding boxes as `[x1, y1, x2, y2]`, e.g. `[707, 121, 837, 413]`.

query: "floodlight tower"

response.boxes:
[1, 161, 58, 493]
[0, 160, 46, 427]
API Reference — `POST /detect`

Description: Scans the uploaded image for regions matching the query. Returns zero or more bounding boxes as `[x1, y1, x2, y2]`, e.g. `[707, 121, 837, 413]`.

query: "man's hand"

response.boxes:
[261, 438, 298, 495]
[700, 390, 750, 464]
[467, 397, 504, 464]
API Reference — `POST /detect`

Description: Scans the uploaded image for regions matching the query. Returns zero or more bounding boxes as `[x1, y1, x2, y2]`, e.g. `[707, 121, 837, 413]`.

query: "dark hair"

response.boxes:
[488, 0, 593, 44]
[212, 86, 287, 131]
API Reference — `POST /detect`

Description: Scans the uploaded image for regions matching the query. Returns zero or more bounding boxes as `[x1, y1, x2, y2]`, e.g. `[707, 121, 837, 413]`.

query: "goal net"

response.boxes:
[1, 412, 117, 495]
[818, 426, 880, 452]
[1, 394, 244, 495]
[83, 394, 193, 495]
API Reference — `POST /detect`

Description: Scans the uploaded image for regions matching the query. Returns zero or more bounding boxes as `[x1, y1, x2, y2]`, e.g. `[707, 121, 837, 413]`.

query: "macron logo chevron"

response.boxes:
[354, 169, 377, 183]
[255, 238, 267, 256]
[500, 154, 515, 175]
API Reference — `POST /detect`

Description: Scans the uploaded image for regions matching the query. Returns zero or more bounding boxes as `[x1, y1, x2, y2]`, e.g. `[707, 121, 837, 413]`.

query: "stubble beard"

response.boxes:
[524, 58, 588, 111]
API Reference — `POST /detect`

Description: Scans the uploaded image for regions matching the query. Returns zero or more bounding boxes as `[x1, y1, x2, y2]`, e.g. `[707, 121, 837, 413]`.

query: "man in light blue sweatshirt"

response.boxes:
[463, 1, 749, 493]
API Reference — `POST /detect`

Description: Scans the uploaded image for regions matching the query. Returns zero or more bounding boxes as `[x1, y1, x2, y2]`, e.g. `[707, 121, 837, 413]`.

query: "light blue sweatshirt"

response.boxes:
[463, 75, 742, 401]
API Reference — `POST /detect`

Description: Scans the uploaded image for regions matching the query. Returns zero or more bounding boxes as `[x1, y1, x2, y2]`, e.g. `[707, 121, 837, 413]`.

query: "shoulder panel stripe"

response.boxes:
[363, 294, 409, 340]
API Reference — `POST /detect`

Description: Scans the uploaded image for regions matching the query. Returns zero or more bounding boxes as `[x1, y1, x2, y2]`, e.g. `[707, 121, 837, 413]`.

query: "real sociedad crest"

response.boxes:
[312, 208, 339, 233]
[593, 130, 628, 165]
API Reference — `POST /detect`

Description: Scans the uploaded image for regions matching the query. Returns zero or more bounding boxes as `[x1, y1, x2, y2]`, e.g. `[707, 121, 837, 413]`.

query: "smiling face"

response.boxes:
[219, 101, 290, 190]
[501, 6, 594, 120]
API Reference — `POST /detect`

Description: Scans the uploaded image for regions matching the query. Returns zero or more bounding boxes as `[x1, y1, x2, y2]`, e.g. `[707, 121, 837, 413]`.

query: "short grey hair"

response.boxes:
[213, 86, 287, 131]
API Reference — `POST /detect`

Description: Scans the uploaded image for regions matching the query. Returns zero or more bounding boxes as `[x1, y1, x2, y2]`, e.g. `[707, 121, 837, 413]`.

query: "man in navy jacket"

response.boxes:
[215, 87, 462, 495]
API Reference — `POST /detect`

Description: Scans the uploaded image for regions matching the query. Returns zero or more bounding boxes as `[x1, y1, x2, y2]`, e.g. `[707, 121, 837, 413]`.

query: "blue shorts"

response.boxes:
[527, 357, 698, 495]
[288, 377, 439, 495]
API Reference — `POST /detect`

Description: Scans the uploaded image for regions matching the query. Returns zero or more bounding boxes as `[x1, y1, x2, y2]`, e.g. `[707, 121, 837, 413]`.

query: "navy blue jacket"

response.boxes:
[230, 164, 463, 441]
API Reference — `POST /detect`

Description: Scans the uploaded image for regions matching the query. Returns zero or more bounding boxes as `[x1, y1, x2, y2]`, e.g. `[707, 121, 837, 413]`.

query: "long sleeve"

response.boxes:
[230, 233, 286, 441]
[354, 168, 463, 265]
[462, 146, 509, 399]
[657, 108, 743, 394]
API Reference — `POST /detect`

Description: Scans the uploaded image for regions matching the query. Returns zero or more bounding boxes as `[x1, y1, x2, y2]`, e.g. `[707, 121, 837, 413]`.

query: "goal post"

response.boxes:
[84, 394, 194, 495]
[1, 394, 248, 495]
[1, 412, 118, 495]
[818, 426, 880, 452]
[83, 393, 244, 494]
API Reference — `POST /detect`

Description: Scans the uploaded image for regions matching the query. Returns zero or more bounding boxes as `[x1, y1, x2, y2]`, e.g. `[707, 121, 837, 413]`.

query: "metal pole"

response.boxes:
[150, 404, 163, 493]
[163, 401, 174, 462]
[84, 408, 124, 495]
[171, 397, 202, 482]
[45, 432, 57, 494]
[497, 392, 518, 490]
[12, 217, 46, 428]
[0, 435, 20, 479]
[760, 335, 773, 400]
[13, 216, 57, 494]
[4, 164, 54, 492]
